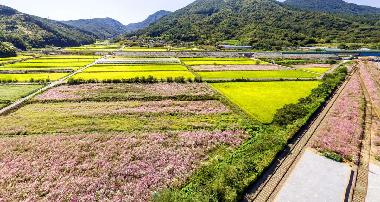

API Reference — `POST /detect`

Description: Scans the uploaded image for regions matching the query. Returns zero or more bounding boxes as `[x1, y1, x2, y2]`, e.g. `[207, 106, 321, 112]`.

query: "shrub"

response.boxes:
[174, 76, 185, 83]
[322, 151, 343, 162]
[166, 77, 174, 83]
[187, 78, 194, 83]
[194, 77, 203, 83]
[273, 103, 309, 126]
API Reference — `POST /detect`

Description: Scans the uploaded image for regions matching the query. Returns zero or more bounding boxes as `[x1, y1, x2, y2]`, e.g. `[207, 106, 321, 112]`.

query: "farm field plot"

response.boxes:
[74, 57, 193, 82]
[212, 81, 321, 123]
[35, 83, 215, 102]
[181, 58, 268, 66]
[0, 55, 34, 65]
[0, 55, 98, 73]
[83, 64, 188, 72]
[1, 57, 98, 71]
[198, 70, 318, 80]
[0, 84, 42, 108]
[0, 55, 98, 83]
[0, 56, 32, 62]
[73, 71, 194, 81]
[102, 57, 181, 64]
[293, 64, 332, 68]
[191, 64, 286, 71]
[0, 73, 68, 82]
[299, 67, 330, 74]
[0, 83, 250, 201]
[0, 101, 244, 135]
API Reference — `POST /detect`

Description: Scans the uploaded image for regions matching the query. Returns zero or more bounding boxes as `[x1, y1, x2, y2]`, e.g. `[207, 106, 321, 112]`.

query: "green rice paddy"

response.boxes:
[0, 55, 33, 62]
[300, 67, 330, 74]
[198, 70, 318, 80]
[212, 81, 321, 123]
[0, 84, 43, 108]
[181, 58, 268, 66]
[0, 55, 98, 82]
[0, 73, 69, 82]
[84, 64, 188, 72]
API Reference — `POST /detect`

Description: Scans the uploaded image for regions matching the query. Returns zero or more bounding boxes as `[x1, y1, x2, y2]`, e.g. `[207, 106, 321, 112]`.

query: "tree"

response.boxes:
[0, 42, 17, 57]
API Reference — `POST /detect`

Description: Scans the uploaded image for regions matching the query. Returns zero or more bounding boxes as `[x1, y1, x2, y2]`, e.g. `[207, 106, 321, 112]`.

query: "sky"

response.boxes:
[0, 0, 379, 25]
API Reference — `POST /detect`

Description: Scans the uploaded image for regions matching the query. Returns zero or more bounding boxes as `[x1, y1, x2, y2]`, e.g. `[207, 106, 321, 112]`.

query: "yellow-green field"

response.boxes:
[181, 58, 268, 66]
[0, 84, 43, 108]
[198, 70, 318, 80]
[300, 67, 330, 74]
[0, 73, 68, 82]
[0, 56, 99, 71]
[84, 64, 188, 72]
[212, 81, 321, 123]
[0, 55, 34, 63]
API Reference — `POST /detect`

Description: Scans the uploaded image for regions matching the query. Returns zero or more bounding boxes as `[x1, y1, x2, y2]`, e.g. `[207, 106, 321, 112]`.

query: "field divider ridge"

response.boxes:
[351, 83, 372, 202]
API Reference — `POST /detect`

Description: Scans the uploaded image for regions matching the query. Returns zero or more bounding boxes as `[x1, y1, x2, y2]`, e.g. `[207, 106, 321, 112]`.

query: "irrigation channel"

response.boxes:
[0, 57, 106, 115]
[243, 61, 379, 202]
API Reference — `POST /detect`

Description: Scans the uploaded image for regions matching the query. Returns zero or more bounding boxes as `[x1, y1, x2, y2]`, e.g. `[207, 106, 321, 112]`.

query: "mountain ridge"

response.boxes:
[62, 17, 127, 39]
[0, 5, 96, 50]
[125, 10, 172, 33]
[283, 0, 380, 15]
[130, 0, 380, 50]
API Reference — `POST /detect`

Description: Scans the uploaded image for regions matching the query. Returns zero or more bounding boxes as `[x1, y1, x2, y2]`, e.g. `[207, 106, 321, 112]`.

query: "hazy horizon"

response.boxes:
[0, 0, 379, 24]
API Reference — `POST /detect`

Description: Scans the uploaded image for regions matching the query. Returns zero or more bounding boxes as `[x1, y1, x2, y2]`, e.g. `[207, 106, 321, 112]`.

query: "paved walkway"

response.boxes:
[366, 163, 380, 202]
[275, 150, 352, 202]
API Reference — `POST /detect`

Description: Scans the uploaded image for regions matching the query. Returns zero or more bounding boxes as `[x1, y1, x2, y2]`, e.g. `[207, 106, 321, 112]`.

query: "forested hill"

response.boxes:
[131, 0, 380, 50]
[0, 5, 96, 50]
[284, 0, 380, 15]
[62, 18, 127, 39]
